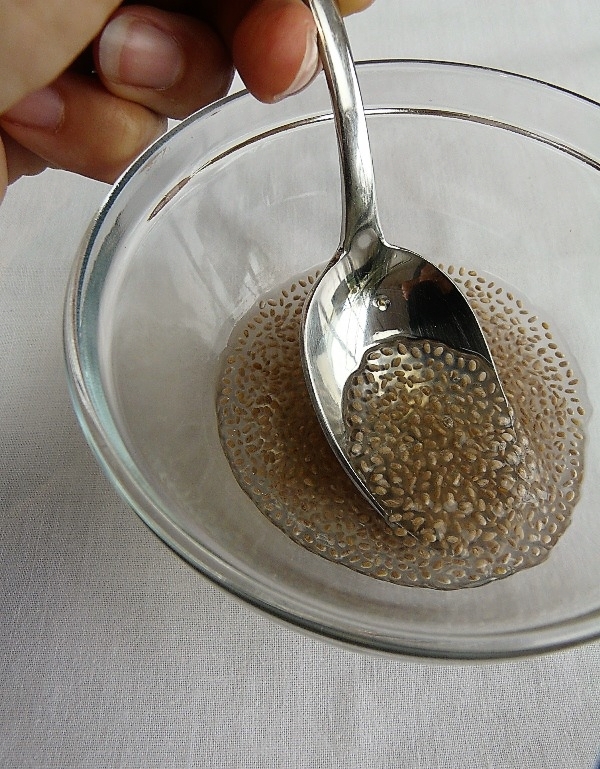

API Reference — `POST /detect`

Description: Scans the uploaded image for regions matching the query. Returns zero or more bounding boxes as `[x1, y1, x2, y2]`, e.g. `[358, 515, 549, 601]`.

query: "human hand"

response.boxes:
[0, 0, 373, 201]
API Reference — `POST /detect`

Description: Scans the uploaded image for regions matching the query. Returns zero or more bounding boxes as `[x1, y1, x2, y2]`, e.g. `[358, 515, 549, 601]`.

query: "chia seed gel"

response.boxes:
[216, 266, 586, 589]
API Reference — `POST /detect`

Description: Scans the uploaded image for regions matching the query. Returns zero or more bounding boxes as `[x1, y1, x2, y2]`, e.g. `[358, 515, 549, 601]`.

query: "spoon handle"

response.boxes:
[306, 0, 382, 252]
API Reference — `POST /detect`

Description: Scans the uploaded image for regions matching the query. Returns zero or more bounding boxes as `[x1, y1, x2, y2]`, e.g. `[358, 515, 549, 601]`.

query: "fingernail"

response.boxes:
[274, 29, 320, 101]
[2, 87, 64, 131]
[98, 15, 183, 90]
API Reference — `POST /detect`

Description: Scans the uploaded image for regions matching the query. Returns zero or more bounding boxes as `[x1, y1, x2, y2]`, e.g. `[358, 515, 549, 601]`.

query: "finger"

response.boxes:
[232, 0, 320, 103]
[0, 130, 48, 185]
[337, 0, 375, 14]
[95, 6, 234, 120]
[0, 71, 166, 183]
[230, 0, 374, 103]
[210, 0, 372, 42]
[0, 0, 121, 112]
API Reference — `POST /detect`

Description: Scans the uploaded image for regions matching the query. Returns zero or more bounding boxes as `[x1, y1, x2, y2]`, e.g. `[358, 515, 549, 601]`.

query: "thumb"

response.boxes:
[0, 0, 121, 112]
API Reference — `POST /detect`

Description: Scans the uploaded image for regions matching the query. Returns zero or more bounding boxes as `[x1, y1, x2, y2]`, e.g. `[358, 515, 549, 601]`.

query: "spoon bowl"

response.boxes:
[302, 0, 512, 526]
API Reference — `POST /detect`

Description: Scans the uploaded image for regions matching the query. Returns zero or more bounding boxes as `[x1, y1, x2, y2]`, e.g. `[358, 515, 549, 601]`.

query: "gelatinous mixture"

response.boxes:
[216, 266, 585, 589]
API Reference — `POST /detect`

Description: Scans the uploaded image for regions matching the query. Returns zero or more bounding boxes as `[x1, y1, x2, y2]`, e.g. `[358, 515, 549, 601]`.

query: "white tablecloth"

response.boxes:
[1, 2, 599, 767]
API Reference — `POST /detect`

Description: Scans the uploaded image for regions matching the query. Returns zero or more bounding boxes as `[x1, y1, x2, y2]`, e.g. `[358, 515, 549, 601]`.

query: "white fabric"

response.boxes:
[1, 2, 599, 767]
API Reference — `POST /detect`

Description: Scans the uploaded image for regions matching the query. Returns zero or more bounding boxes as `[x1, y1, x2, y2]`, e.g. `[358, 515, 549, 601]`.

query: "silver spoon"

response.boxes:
[301, 0, 512, 526]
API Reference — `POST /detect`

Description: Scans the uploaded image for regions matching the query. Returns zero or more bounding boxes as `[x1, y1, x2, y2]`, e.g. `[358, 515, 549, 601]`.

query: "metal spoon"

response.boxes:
[301, 0, 512, 525]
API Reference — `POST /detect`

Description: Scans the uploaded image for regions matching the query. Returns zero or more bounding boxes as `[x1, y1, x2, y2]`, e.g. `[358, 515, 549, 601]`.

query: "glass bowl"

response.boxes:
[64, 61, 600, 660]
